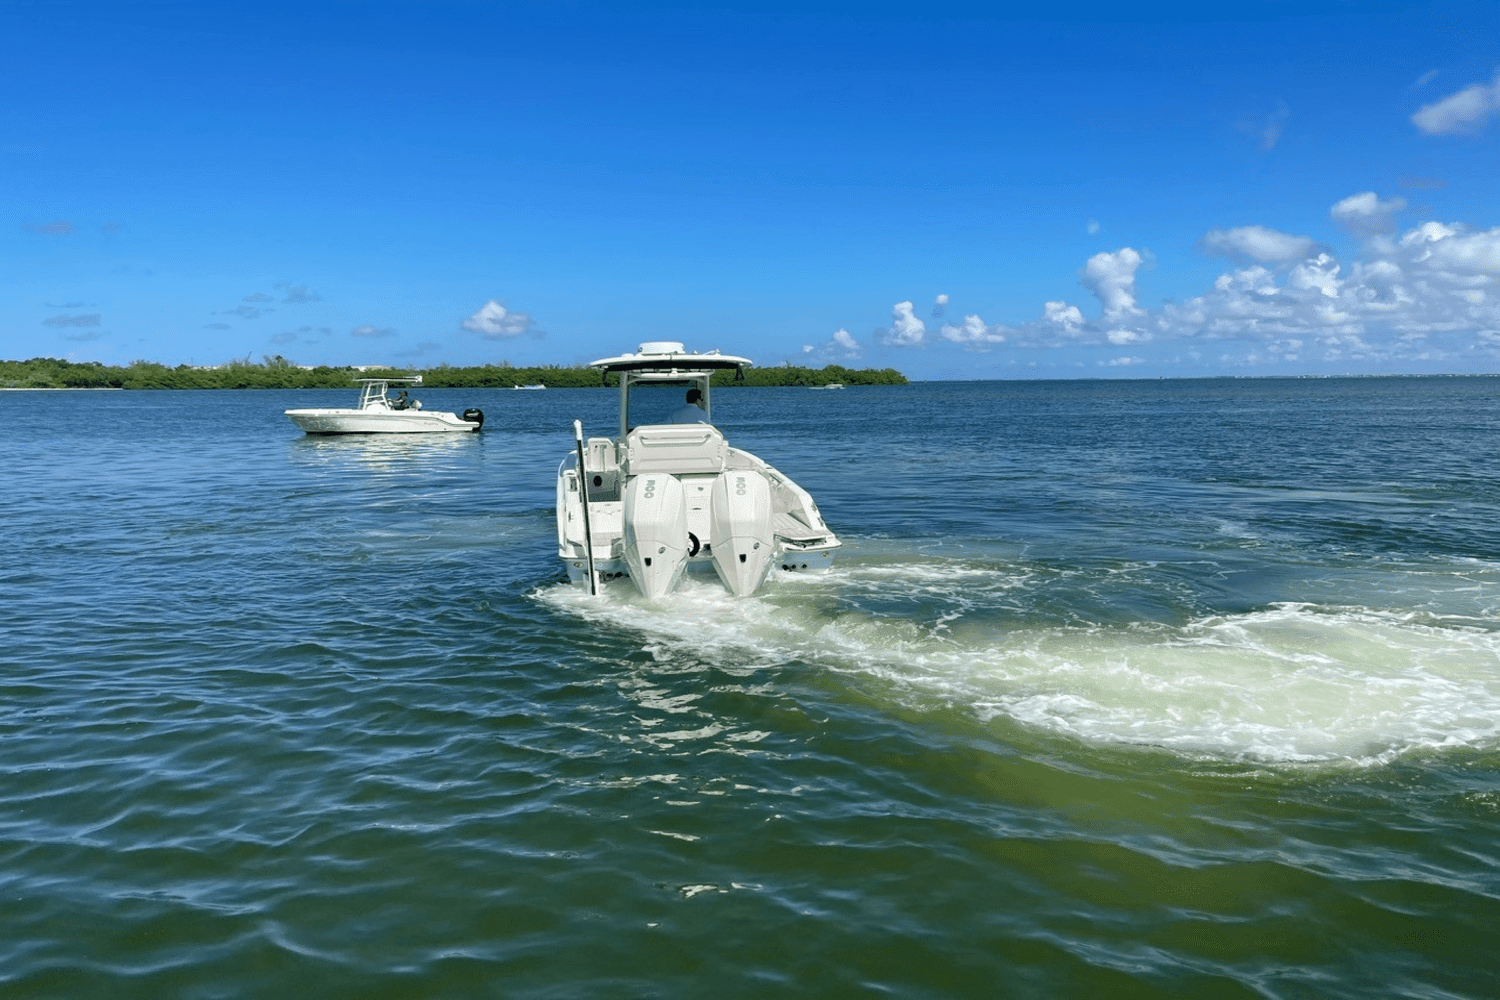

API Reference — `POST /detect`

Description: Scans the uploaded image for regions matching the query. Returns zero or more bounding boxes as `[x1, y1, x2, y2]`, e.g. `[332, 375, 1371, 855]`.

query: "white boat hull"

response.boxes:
[285, 408, 481, 434]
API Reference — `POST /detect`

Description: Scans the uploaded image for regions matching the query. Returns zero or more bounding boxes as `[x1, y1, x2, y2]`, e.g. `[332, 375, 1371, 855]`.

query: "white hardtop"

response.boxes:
[588, 341, 752, 375]
[591, 343, 752, 436]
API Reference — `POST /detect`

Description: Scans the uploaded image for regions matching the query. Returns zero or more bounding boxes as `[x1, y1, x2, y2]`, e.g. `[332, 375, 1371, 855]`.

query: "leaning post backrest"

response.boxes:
[623, 424, 728, 475]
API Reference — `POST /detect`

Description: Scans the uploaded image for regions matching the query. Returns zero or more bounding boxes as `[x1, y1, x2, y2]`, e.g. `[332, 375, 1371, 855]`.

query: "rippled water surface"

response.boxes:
[4, 378, 1500, 997]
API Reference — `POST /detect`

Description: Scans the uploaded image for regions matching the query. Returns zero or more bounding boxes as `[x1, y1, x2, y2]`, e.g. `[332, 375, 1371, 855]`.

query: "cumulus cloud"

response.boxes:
[351, 324, 397, 339]
[42, 313, 101, 327]
[1412, 70, 1500, 135]
[932, 293, 949, 318]
[803, 328, 864, 360]
[463, 299, 536, 339]
[940, 314, 1007, 348]
[937, 193, 1500, 368]
[1330, 192, 1407, 236]
[1080, 248, 1145, 321]
[881, 301, 926, 347]
[1203, 225, 1319, 264]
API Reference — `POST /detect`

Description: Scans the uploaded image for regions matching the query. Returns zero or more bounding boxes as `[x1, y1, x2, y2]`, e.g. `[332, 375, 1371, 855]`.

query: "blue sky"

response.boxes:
[4, 0, 1500, 379]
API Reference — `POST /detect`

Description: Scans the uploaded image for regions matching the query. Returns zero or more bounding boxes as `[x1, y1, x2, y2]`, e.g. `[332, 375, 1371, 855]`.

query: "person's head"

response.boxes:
[686, 388, 702, 406]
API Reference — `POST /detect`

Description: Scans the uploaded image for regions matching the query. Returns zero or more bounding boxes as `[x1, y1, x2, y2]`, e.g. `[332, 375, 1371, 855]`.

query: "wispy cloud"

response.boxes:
[1261, 103, 1290, 151]
[25, 220, 75, 235]
[42, 313, 101, 327]
[224, 304, 271, 319]
[244, 292, 273, 303]
[1412, 70, 1500, 135]
[1203, 225, 1320, 265]
[276, 282, 322, 304]
[351, 324, 397, 339]
[1329, 192, 1407, 236]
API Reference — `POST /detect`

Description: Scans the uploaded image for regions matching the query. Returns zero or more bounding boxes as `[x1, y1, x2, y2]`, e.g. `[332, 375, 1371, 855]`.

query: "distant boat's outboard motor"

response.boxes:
[709, 470, 775, 596]
[462, 408, 484, 430]
[623, 474, 689, 600]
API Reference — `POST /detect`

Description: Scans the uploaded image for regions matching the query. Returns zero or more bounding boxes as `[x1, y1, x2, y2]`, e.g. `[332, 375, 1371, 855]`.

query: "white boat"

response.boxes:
[285, 376, 484, 434]
[557, 341, 840, 599]
[512, 384, 547, 390]
[812, 382, 845, 390]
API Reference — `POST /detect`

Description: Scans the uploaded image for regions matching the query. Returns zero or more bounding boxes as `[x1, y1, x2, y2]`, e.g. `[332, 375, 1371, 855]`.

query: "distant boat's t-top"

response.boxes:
[285, 376, 484, 434]
[557, 341, 840, 599]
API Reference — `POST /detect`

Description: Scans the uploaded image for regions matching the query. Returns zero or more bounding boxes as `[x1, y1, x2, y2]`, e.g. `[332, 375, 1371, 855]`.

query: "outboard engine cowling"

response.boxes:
[709, 469, 775, 596]
[623, 473, 689, 600]
[462, 408, 484, 430]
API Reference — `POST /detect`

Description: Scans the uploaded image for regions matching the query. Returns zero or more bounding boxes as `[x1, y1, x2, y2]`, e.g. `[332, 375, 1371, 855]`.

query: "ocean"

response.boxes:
[4, 377, 1499, 997]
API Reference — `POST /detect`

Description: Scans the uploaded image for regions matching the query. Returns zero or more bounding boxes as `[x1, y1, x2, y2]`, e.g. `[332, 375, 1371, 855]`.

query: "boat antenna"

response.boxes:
[573, 420, 599, 595]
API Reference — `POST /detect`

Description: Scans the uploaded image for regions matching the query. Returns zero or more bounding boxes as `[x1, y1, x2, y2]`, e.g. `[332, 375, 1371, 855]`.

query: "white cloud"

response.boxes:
[351, 324, 397, 339]
[804, 328, 863, 360]
[932, 293, 949, 318]
[1086, 219, 1100, 235]
[1203, 225, 1318, 264]
[1043, 301, 1084, 330]
[1330, 192, 1407, 236]
[463, 299, 535, 339]
[940, 314, 1007, 348]
[882, 300, 926, 347]
[1412, 70, 1500, 135]
[1080, 248, 1144, 321]
[935, 193, 1500, 367]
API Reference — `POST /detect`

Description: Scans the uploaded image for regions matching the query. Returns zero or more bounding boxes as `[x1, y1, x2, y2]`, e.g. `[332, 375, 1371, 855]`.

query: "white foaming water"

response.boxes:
[539, 563, 1500, 765]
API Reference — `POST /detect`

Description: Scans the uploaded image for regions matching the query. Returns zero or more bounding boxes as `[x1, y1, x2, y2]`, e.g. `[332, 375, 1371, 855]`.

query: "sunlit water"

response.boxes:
[4, 378, 1499, 997]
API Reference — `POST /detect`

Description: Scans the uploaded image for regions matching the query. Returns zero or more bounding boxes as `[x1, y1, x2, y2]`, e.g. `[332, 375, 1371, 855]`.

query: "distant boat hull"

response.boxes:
[285, 408, 481, 434]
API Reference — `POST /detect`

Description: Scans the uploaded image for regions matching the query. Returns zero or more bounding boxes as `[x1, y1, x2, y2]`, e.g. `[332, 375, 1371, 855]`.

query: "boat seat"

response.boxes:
[623, 424, 727, 475]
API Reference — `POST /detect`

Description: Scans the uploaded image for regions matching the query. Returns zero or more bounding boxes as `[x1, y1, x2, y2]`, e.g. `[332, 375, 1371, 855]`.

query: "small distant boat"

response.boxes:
[285, 376, 484, 434]
[811, 382, 845, 390]
[558, 341, 840, 599]
[512, 384, 547, 390]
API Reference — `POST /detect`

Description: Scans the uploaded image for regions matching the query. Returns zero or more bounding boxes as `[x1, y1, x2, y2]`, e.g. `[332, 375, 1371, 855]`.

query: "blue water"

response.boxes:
[4, 378, 1499, 997]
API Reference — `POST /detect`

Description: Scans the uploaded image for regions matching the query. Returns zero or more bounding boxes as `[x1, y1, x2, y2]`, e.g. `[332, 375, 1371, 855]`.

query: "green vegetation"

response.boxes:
[0, 355, 907, 389]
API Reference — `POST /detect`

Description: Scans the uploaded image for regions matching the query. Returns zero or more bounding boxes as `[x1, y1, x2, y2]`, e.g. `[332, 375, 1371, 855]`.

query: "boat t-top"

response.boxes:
[285, 376, 484, 434]
[557, 341, 840, 599]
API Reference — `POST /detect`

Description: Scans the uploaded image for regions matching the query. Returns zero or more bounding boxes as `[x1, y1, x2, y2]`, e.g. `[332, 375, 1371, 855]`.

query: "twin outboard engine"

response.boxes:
[709, 470, 775, 596]
[622, 474, 689, 600]
[462, 408, 484, 429]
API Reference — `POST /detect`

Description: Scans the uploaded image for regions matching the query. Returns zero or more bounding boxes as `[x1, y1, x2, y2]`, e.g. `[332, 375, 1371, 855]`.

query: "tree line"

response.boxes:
[0, 356, 908, 390]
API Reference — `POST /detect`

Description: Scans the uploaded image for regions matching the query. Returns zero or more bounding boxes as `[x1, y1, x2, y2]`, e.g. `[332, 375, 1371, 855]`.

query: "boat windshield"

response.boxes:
[624, 375, 710, 431]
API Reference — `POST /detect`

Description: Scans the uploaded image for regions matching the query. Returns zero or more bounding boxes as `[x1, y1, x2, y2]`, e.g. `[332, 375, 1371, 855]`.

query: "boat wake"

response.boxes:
[538, 559, 1500, 766]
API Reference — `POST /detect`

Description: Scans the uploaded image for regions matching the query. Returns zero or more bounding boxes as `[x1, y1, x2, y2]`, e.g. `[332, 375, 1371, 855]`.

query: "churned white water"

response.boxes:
[542, 559, 1500, 764]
